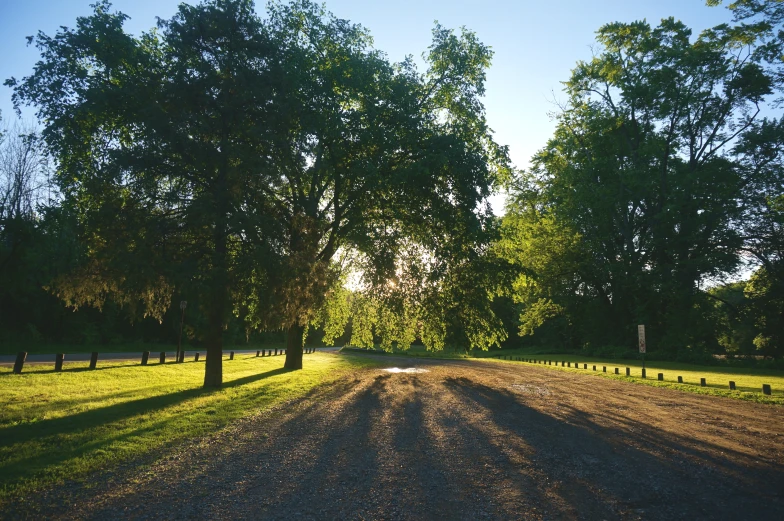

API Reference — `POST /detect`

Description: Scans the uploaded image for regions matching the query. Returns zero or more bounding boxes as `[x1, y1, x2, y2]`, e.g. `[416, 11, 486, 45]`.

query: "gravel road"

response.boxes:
[11, 356, 784, 520]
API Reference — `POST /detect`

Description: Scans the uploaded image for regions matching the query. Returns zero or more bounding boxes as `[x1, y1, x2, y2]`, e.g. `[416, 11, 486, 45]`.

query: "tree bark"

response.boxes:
[284, 323, 304, 370]
[203, 162, 229, 388]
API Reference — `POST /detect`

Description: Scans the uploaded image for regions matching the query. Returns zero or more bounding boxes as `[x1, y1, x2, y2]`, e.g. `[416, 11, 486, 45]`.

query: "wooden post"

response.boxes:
[55, 353, 64, 372]
[584, 364, 587, 369]
[160, 352, 166, 364]
[658, 373, 663, 381]
[195, 352, 200, 362]
[178, 350, 185, 363]
[567, 362, 571, 367]
[89, 352, 98, 370]
[142, 351, 150, 365]
[230, 351, 234, 360]
[603, 366, 607, 372]
[729, 381, 736, 390]
[625, 367, 630, 376]
[763, 384, 772, 395]
[614, 368, 619, 375]
[256, 350, 260, 357]
[13, 352, 27, 374]
[275, 348, 278, 356]
[592, 365, 596, 371]
[641, 368, 646, 378]
[677, 376, 683, 383]
[700, 378, 706, 387]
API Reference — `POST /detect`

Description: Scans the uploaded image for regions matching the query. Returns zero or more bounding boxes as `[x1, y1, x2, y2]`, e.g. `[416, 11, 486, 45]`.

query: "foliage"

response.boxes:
[500, 16, 777, 353]
[7, 0, 509, 383]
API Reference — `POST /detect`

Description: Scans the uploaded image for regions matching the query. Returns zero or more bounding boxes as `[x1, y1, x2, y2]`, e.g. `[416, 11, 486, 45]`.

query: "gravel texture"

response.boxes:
[7, 356, 784, 520]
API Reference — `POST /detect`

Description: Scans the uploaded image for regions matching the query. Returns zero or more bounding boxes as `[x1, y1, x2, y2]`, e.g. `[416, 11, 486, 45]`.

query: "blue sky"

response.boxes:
[1, 0, 733, 175]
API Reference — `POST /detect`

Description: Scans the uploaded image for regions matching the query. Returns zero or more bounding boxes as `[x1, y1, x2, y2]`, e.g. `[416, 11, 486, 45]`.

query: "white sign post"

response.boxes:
[638, 324, 646, 377]
[638, 325, 646, 353]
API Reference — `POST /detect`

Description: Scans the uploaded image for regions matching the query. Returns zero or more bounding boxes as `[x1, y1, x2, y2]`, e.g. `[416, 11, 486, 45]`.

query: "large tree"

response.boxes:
[501, 17, 774, 352]
[222, 3, 511, 366]
[8, 0, 288, 387]
[8, 0, 509, 383]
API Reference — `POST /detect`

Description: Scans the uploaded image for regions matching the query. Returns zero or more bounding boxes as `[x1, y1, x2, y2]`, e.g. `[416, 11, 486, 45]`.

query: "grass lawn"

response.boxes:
[478, 349, 784, 405]
[0, 352, 383, 503]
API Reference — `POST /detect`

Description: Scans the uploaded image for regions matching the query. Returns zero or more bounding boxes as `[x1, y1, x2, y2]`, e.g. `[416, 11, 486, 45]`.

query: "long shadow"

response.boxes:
[247, 374, 387, 517]
[0, 367, 292, 447]
[93, 374, 390, 519]
[442, 376, 784, 520]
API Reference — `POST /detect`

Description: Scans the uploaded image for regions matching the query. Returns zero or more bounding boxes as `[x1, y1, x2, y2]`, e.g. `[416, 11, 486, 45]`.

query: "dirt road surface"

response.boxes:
[10, 356, 784, 520]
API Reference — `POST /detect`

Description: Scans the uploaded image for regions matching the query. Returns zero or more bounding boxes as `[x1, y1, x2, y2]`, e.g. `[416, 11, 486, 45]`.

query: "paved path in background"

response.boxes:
[0, 347, 340, 365]
[8, 355, 784, 520]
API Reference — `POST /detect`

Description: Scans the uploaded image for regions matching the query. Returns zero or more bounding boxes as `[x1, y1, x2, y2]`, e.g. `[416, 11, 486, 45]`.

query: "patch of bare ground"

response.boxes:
[8, 357, 784, 520]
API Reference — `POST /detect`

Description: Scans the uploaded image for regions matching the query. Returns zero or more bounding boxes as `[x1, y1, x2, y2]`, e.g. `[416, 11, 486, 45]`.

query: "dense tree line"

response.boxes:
[498, 0, 784, 360]
[1, 0, 783, 388]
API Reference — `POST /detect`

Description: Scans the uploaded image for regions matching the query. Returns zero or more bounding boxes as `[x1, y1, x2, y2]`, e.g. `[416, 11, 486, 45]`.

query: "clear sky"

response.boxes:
[0, 0, 733, 176]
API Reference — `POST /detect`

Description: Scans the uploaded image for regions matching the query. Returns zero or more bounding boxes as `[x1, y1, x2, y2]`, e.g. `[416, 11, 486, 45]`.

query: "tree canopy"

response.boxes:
[8, 0, 509, 385]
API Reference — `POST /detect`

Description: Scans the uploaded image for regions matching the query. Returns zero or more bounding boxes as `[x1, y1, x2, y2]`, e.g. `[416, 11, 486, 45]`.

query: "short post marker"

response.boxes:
[763, 384, 772, 396]
[729, 381, 736, 390]
[89, 352, 98, 370]
[677, 376, 683, 383]
[700, 378, 706, 387]
[657, 373, 663, 381]
[55, 353, 64, 372]
[142, 351, 150, 365]
[13, 352, 27, 374]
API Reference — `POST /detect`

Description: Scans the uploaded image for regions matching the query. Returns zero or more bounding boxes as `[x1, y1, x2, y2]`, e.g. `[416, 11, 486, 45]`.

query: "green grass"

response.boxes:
[479, 349, 784, 405]
[0, 352, 383, 503]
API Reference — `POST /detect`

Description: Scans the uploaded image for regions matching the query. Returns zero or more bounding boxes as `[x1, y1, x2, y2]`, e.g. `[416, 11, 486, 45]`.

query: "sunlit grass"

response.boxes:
[480, 350, 784, 405]
[0, 352, 383, 503]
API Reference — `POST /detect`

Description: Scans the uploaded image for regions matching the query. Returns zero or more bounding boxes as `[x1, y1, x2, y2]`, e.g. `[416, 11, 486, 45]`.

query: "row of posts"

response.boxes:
[493, 355, 774, 396]
[11, 347, 318, 374]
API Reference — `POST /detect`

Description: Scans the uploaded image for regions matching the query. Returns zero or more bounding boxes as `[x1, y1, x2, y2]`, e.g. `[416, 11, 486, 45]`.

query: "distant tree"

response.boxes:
[501, 18, 774, 352]
[744, 266, 784, 357]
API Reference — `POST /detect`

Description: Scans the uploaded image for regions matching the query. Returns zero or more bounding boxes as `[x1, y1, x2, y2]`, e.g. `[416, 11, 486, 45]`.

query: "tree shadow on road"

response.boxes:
[442, 375, 784, 520]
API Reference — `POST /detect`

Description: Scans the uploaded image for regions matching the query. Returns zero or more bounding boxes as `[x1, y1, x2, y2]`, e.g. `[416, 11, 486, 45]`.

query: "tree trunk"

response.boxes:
[284, 323, 304, 370]
[203, 298, 225, 388]
[203, 160, 229, 388]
